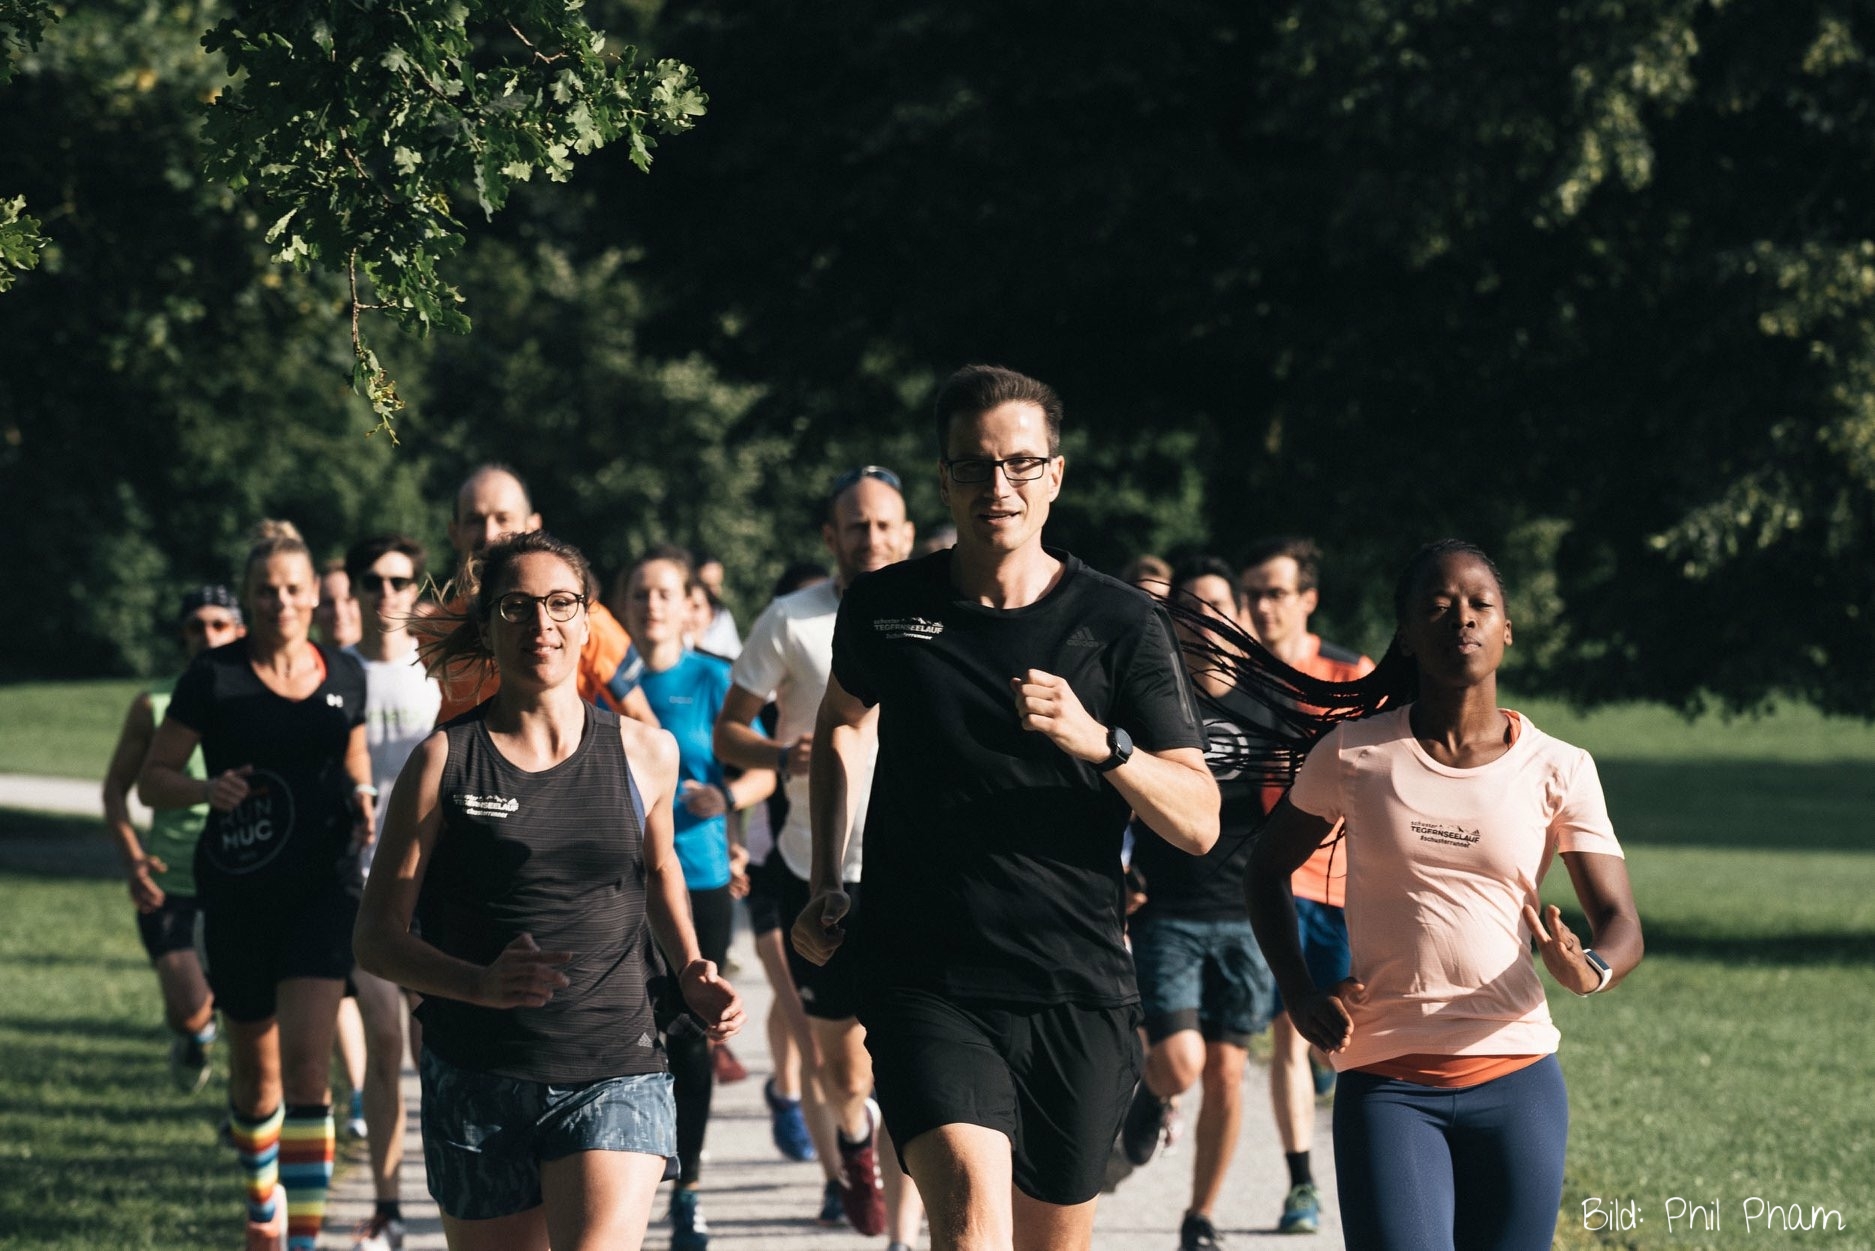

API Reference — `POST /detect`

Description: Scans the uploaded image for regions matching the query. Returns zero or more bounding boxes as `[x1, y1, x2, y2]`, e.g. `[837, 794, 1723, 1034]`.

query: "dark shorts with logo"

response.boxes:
[859, 986, 1143, 1206]
[778, 868, 865, 1021]
[200, 872, 357, 1022]
[420, 1047, 677, 1220]
[135, 892, 202, 962]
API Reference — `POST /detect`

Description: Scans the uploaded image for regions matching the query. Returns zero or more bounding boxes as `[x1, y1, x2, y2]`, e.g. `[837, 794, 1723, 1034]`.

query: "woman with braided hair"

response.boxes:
[1234, 539, 1644, 1250]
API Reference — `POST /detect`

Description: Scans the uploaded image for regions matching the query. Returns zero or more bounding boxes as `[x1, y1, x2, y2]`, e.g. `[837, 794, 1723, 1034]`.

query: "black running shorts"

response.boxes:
[858, 986, 1142, 1206]
[135, 892, 202, 962]
[778, 867, 865, 1021]
[201, 874, 358, 1022]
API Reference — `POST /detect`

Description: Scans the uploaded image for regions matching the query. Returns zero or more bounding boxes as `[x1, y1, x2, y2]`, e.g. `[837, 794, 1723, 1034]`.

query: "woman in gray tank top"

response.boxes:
[355, 530, 744, 1251]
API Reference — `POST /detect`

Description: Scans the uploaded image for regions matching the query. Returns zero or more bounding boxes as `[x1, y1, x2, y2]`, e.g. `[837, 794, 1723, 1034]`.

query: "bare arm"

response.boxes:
[1247, 796, 1357, 1052]
[714, 683, 810, 775]
[619, 684, 660, 728]
[354, 733, 574, 1007]
[1010, 668, 1220, 854]
[628, 720, 744, 1039]
[1525, 851, 1644, 995]
[102, 695, 164, 912]
[342, 721, 376, 850]
[139, 716, 251, 811]
[789, 674, 872, 965]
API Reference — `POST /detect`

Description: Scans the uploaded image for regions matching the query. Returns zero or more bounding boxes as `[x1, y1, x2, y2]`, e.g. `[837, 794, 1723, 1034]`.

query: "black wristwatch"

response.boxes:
[1095, 724, 1135, 773]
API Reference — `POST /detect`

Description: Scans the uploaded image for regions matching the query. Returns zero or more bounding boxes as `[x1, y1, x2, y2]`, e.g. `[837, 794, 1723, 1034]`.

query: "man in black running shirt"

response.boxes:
[793, 364, 1219, 1251]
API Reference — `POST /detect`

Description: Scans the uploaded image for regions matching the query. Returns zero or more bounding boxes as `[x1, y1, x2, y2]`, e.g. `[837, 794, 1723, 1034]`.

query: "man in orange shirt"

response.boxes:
[1240, 537, 1372, 1236]
[434, 463, 658, 728]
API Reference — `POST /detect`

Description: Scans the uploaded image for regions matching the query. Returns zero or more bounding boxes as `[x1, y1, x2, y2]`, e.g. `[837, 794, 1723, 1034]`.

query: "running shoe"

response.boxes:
[245, 1183, 287, 1251]
[816, 1177, 845, 1225]
[345, 1090, 368, 1141]
[350, 1212, 406, 1251]
[1180, 1210, 1224, 1251]
[711, 1041, 749, 1084]
[1279, 1182, 1321, 1234]
[167, 1033, 211, 1094]
[836, 1098, 886, 1237]
[1310, 1053, 1336, 1099]
[763, 1077, 817, 1162]
[1119, 1083, 1171, 1167]
[669, 1186, 710, 1250]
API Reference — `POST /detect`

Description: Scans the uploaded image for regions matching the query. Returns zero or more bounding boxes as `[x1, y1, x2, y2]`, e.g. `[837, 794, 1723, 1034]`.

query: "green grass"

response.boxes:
[0, 861, 234, 1249]
[1519, 697, 1875, 1249]
[0, 679, 145, 779]
[2, 686, 1873, 1248]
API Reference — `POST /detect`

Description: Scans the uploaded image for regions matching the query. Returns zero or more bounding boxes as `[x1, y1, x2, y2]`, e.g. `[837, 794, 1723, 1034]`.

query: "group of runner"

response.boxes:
[104, 362, 1643, 1251]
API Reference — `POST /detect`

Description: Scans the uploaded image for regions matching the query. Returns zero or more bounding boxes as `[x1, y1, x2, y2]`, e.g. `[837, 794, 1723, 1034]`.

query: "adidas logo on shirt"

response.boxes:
[1065, 627, 1100, 647]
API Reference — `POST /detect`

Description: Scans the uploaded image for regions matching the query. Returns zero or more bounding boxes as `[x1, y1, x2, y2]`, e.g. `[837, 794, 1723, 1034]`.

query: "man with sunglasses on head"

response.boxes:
[101, 586, 246, 1095]
[434, 462, 658, 728]
[795, 365, 1219, 1251]
[713, 464, 921, 1243]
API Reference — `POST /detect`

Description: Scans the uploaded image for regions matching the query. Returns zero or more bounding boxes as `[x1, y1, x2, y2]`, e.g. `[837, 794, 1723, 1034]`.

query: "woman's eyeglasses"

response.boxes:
[494, 592, 587, 624]
[358, 574, 416, 594]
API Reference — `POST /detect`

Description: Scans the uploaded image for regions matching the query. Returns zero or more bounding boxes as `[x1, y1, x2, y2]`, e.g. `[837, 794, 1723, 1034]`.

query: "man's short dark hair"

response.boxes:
[1171, 554, 1245, 607]
[932, 364, 1063, 456]
[1240, 536, 1322, 593]
[345, 534, 429, 584]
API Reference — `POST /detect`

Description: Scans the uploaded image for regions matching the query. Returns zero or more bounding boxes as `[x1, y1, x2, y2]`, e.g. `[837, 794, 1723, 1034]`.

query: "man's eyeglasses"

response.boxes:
[828, 465, 903, 501]
[942, 455, 1054, 484]
[358, 574, 416, 595]
[183, 617, 239, 637]
[494, 592, 587, 624]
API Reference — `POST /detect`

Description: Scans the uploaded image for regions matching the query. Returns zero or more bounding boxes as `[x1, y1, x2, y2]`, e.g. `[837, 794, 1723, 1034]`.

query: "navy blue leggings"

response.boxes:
[1333, 1054, 1569, 1251]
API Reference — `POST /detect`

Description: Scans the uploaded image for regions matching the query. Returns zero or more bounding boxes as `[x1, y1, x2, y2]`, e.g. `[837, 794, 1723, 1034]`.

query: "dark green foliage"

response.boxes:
[3, 0, 1873, 717]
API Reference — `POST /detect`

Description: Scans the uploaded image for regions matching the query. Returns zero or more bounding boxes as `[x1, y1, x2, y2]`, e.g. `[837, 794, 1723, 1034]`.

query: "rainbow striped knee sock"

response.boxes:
[280, 1103, 334, 1251]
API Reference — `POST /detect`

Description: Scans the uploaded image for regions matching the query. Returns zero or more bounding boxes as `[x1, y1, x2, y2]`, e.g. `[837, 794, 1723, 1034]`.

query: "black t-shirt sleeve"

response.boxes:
[165, 649, 219, 736]
[830, 581, 880, 708]
[1114, 604, 1207, 753]
[328, 647, 369, 729]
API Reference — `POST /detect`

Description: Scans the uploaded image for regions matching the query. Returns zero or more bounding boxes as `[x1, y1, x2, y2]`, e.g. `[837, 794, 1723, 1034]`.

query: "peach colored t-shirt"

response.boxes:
[1287, 706, 1622, 1072]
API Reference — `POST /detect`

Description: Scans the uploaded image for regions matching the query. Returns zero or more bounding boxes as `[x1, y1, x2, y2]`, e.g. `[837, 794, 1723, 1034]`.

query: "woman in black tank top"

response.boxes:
[355, 531, 743, 1251]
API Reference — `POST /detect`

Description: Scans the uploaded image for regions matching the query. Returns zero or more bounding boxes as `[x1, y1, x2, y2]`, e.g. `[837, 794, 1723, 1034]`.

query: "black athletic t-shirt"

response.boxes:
[1130, 681, 1270, 921]
[167, 640, 367, 907]
[832, 549, 1207, 1006]
[417, 703, 665, 1083]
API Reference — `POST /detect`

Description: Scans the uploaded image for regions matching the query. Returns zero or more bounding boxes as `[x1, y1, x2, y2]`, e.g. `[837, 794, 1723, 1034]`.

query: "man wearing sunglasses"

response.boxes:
[713, 464, 921, 1241]
[795, 364, 1219, 1251]
[435, 463, 657, 728]
[101, 586, 246, 1096]
[335, 534, 442, 1251]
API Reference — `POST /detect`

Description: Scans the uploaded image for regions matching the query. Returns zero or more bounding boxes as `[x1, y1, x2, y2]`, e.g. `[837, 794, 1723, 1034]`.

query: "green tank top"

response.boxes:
[146, 678, 207, 897]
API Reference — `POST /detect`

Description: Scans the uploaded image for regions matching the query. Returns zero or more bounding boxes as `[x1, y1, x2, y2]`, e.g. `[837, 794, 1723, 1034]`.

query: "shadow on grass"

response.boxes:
[1635, 923, 1875, 966]
[1601, 761, 1875, 852]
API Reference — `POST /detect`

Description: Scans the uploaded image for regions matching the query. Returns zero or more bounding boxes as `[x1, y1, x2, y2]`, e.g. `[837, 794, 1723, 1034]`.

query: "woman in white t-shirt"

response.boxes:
[1246, 540, 1643, 1251]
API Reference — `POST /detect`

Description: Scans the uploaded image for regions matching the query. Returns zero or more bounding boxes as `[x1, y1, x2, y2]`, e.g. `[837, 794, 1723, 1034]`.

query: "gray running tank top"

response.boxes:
[417, 703, 665, 1082]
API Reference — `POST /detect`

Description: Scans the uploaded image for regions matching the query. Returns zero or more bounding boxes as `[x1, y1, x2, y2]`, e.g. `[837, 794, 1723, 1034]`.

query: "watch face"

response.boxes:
[1584, 950, 1611, 974]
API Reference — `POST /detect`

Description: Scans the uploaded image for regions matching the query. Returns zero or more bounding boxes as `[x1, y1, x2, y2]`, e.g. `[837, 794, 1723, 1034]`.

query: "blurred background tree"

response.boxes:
[2, 0, 1870, 716]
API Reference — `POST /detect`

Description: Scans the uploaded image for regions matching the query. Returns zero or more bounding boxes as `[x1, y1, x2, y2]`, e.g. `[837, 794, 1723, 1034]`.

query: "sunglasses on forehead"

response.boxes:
[827, 465, 903, 502]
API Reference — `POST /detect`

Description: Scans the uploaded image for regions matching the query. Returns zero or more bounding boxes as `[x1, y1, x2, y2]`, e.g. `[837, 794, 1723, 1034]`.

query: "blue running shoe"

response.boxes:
[1279, 1182, 1321, 1234]
[816, 1178, 845, 1226]
[764, 1078, 817, 1162]
[1310, 1054, 1336, 1099]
